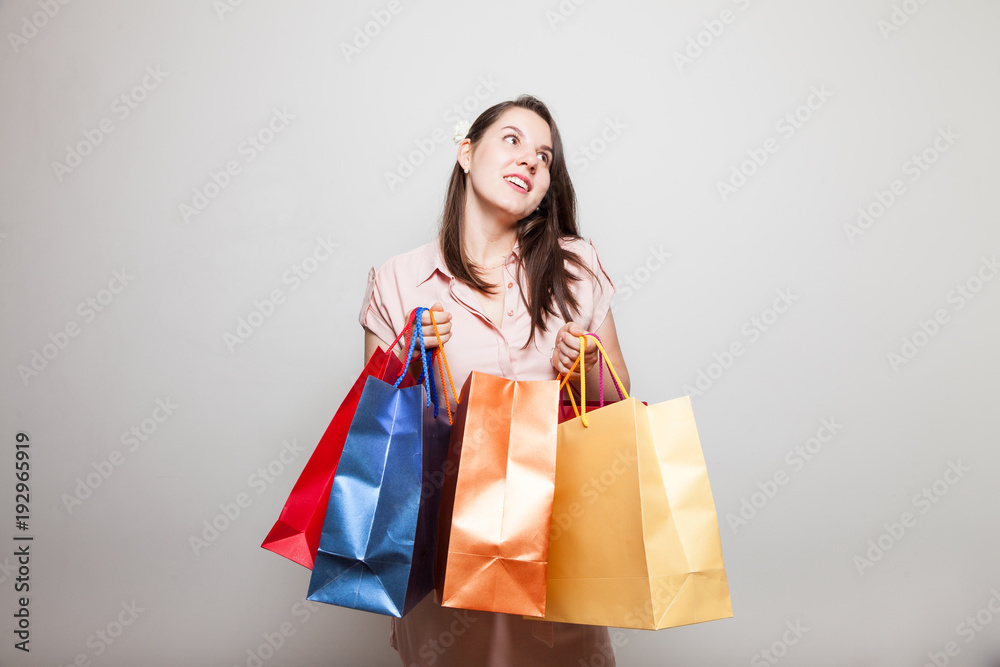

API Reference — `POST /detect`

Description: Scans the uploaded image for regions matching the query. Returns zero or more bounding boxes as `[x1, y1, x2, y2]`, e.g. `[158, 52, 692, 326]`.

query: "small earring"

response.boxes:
[463, 167, 469, 174]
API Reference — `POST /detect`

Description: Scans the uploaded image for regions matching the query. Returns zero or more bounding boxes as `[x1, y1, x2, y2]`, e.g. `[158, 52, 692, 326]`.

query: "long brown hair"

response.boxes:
[439, 94, 595, 349]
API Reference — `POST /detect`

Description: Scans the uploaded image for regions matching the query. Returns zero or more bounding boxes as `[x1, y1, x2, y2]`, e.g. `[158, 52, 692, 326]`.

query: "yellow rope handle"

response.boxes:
[556, 334, 629, 428]
[557, 335, 589, 427]
[428, 310, 460, 424]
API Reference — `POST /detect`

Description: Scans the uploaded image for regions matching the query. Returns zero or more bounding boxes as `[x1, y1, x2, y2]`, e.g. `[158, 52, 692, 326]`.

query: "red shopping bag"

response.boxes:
[261, 313, 418, 569]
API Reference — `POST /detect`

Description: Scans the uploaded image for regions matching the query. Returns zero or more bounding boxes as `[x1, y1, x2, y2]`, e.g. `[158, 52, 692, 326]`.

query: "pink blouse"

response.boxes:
[358, 233, 618, 667]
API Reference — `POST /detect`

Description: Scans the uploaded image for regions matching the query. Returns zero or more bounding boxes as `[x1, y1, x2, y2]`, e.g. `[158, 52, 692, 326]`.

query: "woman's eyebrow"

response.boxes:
[500, 125, 553, 154]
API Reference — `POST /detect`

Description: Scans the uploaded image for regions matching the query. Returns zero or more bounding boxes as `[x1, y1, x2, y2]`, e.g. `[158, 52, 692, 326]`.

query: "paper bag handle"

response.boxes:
[428, 310, 460, 424]
[389, 306, 460, 425]
[393, 307, 432, 396]
[558, 334, 629, 427]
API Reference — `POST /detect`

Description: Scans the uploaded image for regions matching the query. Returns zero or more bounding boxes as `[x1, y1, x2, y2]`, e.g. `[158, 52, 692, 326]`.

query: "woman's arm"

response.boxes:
[363, 328, 393, 366]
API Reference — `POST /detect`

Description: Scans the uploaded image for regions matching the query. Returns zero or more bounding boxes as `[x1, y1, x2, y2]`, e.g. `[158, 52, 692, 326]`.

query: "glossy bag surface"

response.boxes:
[435, 371, 559, 617]
[307, 307, 455, 617]
[538, 335, 732, 630]
[261, 346, 412, 569]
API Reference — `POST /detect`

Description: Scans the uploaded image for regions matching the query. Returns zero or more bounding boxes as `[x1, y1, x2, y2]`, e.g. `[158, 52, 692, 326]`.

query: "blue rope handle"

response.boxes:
[392, 307, 439, 413]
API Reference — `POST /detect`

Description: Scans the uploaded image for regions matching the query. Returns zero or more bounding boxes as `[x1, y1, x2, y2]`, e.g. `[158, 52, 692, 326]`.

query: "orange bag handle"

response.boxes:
[428, 310, 460, 424]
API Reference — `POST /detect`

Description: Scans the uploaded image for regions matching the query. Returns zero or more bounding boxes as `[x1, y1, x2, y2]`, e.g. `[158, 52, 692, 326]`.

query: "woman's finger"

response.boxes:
[425, 320, 451, 336]
[422, 307, 451, 325]
[421, 333, 451, 350]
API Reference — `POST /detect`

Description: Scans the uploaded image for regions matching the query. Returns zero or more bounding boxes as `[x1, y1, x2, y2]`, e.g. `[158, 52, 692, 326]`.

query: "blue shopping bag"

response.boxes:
[307, 307, 455, 617]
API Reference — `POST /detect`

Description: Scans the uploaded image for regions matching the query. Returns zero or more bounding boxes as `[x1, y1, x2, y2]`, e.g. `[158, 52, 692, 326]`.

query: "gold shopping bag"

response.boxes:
[535, 335, 733, 630]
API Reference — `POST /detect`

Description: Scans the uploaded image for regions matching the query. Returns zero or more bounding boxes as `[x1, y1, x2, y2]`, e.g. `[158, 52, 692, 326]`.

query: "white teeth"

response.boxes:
[504, 175, 528, 191]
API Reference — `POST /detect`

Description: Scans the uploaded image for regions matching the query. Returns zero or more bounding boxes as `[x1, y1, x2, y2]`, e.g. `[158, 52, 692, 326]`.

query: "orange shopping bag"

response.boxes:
[435, 371, 560, 616]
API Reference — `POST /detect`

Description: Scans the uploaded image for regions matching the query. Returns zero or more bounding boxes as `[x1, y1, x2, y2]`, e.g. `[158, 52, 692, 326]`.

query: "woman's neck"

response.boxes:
[461, 209, 517, 268]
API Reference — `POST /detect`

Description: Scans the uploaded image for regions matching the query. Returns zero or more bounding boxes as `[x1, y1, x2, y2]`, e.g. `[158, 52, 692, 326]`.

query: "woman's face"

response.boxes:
[461, 107, 553, 223]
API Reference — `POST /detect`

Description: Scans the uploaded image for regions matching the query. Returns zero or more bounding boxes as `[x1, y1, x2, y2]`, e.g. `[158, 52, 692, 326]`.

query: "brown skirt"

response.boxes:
[389, 594, 617, 667]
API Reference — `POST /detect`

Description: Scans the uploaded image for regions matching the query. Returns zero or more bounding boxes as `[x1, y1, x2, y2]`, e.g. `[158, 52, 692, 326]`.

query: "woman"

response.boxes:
[359, 95, 630, 666]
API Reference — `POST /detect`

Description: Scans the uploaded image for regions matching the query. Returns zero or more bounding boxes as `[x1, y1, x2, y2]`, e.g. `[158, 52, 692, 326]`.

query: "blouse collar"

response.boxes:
[416, 234, 521, 286]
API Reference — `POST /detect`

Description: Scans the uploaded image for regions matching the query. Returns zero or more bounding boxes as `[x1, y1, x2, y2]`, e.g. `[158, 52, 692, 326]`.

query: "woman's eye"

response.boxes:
[505, 134, 550, 164]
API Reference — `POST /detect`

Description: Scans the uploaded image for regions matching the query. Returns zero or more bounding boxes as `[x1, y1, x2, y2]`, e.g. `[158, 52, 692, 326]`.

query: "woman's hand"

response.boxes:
[551, 321, 598, 376]
[404, 302, 452, 369]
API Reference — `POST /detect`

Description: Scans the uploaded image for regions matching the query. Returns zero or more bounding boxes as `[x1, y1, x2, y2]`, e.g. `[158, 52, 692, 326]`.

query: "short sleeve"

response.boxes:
[358, 265, 400, 350]
[586, 240, 616, 332]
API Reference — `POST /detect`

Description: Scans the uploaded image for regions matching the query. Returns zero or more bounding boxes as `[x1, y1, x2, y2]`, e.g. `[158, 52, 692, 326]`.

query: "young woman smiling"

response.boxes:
[360, 94, 629, 667]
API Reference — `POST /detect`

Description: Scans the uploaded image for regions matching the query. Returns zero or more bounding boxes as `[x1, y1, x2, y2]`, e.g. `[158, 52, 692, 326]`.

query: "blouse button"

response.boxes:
[507, 282, 513, 289]
[507, 309, 513, 316]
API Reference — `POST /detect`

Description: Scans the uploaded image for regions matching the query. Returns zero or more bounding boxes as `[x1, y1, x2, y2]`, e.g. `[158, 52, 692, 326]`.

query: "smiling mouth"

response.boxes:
[504, 175, 529, 192]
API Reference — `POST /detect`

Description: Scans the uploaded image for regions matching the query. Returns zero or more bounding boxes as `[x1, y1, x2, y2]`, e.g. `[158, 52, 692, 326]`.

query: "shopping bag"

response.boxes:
[536, 334, 732, 630]
[435, 370, 559, 616]
[307, 307, 459, 617]
[261, 313, 417, 569]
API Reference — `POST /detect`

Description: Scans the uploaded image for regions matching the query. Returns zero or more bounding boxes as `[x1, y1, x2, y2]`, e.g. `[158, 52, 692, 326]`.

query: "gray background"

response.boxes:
[1, 0, 998, 665]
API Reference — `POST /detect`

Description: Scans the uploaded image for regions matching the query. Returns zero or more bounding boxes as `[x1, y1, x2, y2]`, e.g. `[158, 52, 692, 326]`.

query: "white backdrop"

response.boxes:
[2, 1, 999, 665]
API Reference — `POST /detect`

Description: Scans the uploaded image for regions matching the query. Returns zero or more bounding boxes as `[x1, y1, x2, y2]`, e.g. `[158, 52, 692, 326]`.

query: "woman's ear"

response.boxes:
[456, 138, 472, 172]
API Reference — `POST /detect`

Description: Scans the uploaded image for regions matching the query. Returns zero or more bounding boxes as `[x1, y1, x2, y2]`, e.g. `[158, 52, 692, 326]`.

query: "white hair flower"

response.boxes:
[452, 119, 472, 145]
